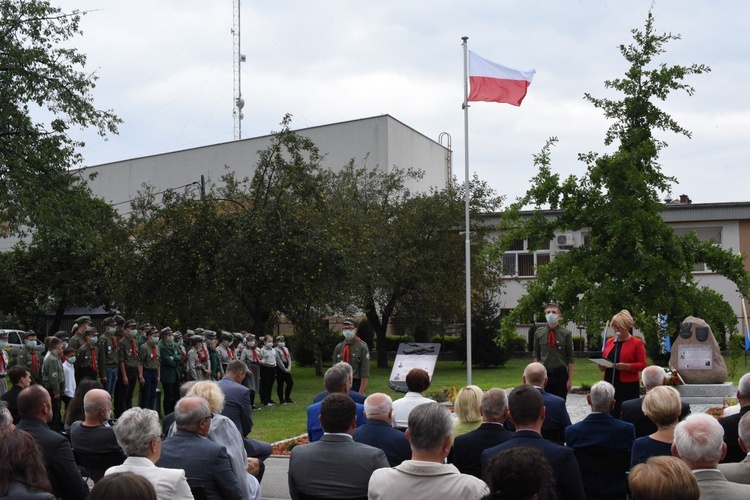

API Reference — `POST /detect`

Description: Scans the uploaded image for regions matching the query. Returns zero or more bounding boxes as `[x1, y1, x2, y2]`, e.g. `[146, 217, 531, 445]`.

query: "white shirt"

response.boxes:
[105, 456, 194, 500]
[63, 361, 76, 398]
[391, 392, 437, 429]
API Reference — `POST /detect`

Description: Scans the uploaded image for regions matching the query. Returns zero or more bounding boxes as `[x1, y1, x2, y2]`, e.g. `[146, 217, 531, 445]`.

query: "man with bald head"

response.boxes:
[354, 392, 411, 466]
[620, 365, 691, 437]
[510, 362, 570, 444]
[16, 385, 89, 499]
[70, 388, 124, 457]
[158, 396, 243, 499]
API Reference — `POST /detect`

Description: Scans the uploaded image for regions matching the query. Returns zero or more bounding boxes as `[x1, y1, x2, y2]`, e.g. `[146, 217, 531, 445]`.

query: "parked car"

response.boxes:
[2, 329, 44, 363]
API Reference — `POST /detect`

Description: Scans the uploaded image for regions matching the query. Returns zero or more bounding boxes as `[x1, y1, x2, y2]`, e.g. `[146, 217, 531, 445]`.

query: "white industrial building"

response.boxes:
[78, 114, 453, 211]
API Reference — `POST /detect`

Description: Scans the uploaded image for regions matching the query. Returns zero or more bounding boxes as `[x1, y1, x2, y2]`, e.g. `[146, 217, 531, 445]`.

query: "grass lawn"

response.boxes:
[252, 357, 623, 443]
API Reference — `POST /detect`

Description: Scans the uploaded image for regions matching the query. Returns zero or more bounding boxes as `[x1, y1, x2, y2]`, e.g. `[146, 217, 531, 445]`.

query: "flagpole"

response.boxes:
[462, 36, 472, 385]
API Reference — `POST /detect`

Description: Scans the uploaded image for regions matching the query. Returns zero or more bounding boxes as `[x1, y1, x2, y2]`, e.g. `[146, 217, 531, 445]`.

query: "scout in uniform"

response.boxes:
[333, 318, 371, 394]
[532, 302, 574, 401]
[138, 326, 161, 411]
[187, 335, 209, 381]
[204, 331, 224, 381]
[274, 335, 294, 404]
[75, 327, 100, 383]
[115, 319, 140, 417]
[16, 330, 42, 385]
[42, 337, 66, 431]
[67, 315, 92, 352]
[239, 333, 261, 409]
[216, 332, 236, 374]
[158, 327, 183, 415]
[99, 316, 120, 396]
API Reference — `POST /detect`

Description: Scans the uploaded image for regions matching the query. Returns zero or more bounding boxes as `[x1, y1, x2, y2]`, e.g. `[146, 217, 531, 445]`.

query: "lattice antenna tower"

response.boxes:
[232, 0, 245, 140]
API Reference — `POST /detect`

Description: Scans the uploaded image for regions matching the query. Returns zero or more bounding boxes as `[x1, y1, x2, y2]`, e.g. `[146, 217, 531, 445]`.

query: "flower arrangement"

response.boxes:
[664, 367, 684, 386]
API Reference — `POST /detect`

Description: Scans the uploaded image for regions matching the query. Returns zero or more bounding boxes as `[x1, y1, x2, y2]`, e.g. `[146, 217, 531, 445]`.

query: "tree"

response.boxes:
[332, 163, 503, 368]
[496, 12, 750, 361]
[0, 1, 120, 236]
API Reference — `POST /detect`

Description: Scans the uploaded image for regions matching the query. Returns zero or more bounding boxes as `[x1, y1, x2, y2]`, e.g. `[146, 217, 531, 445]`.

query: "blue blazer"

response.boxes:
[217, 376, 254, 436]
[482, 429, 584, 500]
[564, 412, 635, 450]
[157, 429, 243, 500]
[453, 422, 514, 478]
[313, 389, 366, 404]
[353, 419, 411, 466]
[307, 400, 367, 442]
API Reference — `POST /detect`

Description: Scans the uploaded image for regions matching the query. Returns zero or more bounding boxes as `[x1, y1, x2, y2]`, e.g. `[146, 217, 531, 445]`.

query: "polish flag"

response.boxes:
[468, 52, 535, 106]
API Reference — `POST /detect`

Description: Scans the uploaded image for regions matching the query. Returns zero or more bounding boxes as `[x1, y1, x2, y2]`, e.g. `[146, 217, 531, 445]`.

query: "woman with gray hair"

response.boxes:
[106, 407, 193, 500]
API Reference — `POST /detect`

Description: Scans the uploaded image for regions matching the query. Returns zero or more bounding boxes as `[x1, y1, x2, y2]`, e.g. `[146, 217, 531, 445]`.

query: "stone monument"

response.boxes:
[669, 316, 727, 384]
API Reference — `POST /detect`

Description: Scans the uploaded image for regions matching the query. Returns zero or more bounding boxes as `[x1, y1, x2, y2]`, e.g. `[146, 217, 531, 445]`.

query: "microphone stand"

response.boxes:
[611, 331, 620, 386]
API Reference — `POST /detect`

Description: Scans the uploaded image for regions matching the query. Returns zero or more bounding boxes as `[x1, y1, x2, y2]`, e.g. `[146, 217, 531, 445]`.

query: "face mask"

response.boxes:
[62, 342, 68, 348]
[545, 313, 559, 325]
[128, 329, 137, 337]
[26, 340, 38, 348]
[248, 341, 255, 348]
[265, 342, 273, 349]
[343, 330, 355, 340]
[222, 340, 229, 347]
[150, 336, 159, 343]
[165, 336, 173, 344]
[107, 327, 116, 334]
[0, 341, 6, 349]
[67, 357, 76, 364]
[90, 336, 98, 344]
[277, 342, 285, 348]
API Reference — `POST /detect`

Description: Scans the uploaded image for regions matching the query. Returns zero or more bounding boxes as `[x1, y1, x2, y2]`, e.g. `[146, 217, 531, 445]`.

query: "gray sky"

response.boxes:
[68, 0, 749, 205]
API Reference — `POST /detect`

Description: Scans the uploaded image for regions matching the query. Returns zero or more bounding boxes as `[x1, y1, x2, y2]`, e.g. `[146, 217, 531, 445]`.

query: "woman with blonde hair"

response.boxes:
[601, 309, 646, 415]
[630, 386, 682, 466]
[628, 455, 699, 500]
[452, 385, 484, 442]
[170, 381, 260, 500]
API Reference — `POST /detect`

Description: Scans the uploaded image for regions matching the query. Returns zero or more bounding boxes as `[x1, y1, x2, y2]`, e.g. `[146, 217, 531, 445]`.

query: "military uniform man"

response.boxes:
[158, 327, 183, 415]
[115, 319, 140, 417]
[75, 327, 100, 383]
[533, 302, 574, 401]
[98, 316, 120, 396]
[16, 331, 42, 385]
[0, 331, 9, 397]
[42, 337, 66, 431]
[173, 330, 188, 382]
[138, 326, 161, 411]
[333, 318, 370, 394]
[67, 315, 92, 352]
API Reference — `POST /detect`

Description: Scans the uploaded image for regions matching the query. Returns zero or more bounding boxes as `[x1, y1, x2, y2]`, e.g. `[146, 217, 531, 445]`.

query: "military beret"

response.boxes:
[83, 327, 96, 336]
[203, 330, 217, 340]
[54, 331, 69, 339]
[343, 318, 357, 327]
[124, 319, 137, 328]
[160, 327, 173, 336]
[102, 317, 117, 326]
[113, 315, 125, 325]
[74, 316, 92, 325]
[23, 330, 37, 339]
[0, 331, 8, 338]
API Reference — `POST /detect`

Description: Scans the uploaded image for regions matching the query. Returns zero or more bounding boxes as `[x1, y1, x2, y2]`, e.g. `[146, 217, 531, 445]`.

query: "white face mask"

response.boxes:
[343, 329, 355, 340]
[545, 313, 559, 326]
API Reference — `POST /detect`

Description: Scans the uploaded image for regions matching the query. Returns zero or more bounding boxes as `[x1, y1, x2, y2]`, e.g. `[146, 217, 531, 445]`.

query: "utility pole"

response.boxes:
[232, 0, 245, 140]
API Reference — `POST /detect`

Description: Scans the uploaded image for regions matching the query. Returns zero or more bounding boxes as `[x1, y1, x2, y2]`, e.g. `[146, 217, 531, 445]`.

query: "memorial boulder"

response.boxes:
[668, 316, 727, 384]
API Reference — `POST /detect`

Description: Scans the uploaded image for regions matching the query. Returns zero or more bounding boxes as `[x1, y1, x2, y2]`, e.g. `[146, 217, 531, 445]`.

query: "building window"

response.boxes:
[673, 226, 722, 273]
[502, 238, 552, 277]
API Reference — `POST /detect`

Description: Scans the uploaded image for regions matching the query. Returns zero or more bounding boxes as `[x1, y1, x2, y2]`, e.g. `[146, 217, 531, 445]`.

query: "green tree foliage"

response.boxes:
[0, 1, 120, 235]
[495, 12, 750, 361]
[332, 163, 503, 368]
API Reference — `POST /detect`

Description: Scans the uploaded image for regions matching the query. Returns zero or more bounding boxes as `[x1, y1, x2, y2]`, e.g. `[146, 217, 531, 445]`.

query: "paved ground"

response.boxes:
[258, 393, 718, 500]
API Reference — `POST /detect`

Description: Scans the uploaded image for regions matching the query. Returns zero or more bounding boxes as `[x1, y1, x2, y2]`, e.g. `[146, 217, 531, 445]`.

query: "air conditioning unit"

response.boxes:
[555, 233, 576, 248]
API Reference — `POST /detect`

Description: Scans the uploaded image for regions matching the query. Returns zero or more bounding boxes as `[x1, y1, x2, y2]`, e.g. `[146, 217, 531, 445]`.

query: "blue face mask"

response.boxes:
[26, 340, 38, 348]
[90, 336, 98, 344]
[0, 341, 6, 349]
[67, 357, 76, 365]
[277, 342, 285, 348]
[545, 313, 559, 325]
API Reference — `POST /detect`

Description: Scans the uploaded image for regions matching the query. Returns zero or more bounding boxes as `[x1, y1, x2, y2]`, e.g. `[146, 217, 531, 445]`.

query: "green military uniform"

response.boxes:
[42, 353, 65, 396]
[75, 342, 99, 381]
[67, 332, 86, 353]
[139, 342, 160, 370]
[158, 341, 184, 384]
[333, 337, 371, 380]
[119, 337, 140, 369]
[16, 346, 41, 384]
[98, 331, 119, 376]
[532, 324, 574, 399]
[208, 346, 223, 380]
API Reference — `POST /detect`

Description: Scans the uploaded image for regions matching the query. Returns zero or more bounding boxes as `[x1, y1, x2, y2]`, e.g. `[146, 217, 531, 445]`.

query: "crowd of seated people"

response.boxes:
[8, 332, 750, 500]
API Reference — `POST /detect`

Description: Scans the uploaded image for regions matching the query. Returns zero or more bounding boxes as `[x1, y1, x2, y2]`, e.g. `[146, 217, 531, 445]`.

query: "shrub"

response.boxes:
[502, 332, 527, 352]
[382, 334, 414, 352]
[291, 327, 341, 367]
[430, 335, 463, 352]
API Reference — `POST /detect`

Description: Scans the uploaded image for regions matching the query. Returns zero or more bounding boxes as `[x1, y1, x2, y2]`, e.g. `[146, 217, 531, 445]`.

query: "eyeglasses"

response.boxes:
[201, 413, 214, 421]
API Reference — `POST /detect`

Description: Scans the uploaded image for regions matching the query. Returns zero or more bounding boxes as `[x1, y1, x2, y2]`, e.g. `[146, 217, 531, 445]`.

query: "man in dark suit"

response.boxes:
[290, 393, 389, 499]
[157, 396, 243, 500]
[218, 360, 273, 465]
[719, 372, 750, 463]
[16, 385, 89, 500]
[506, 362, 571, 444]
[718, 412, 750, 483]
[453, 387, 513, 478]
[482, 384, 584, 500]
[565, 381, 635, 499]
[620, 365, 691, 437]
[0, 365, 30, 424]
[353, 392, 411, 466]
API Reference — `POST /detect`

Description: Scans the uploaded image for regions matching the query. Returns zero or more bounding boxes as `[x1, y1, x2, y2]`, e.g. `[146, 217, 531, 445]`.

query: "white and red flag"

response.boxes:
[468, 51, 535, 106]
